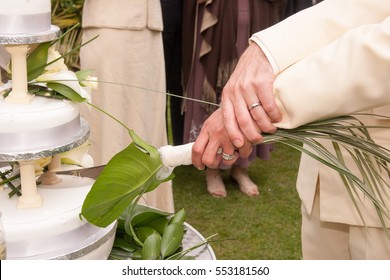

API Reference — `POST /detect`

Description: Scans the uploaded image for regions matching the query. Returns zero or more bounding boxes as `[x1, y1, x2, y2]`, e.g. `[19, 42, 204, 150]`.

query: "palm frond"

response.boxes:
[263, 114, 390, 231]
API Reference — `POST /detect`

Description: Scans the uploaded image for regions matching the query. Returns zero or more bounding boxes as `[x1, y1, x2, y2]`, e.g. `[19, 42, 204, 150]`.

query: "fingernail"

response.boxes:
[233, 139, 243, 148]
[196, 165, 205, 171]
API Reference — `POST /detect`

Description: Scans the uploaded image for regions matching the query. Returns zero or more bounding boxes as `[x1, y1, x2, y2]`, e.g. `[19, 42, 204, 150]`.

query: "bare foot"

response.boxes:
[206, 168, 227, 198]
[230, 166, 259, 196]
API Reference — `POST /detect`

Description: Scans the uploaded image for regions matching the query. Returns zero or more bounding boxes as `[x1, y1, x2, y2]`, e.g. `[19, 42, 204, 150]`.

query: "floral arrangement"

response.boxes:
[111, 203, 215, 260]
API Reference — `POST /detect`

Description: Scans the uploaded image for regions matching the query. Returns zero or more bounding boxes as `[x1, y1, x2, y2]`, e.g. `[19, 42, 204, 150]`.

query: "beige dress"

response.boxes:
[80, 0, 174, 212]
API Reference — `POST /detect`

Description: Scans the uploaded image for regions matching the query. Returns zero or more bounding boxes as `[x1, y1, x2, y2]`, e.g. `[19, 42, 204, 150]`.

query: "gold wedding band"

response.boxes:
[248, 102, 261, 111]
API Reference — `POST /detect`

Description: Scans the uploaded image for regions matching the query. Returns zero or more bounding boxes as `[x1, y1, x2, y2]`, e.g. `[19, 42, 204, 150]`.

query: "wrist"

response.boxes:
[249, 37, 279, 74]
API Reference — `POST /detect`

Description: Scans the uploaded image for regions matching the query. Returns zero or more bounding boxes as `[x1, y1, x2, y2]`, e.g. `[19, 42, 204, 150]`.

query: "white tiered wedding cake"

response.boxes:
[0, 0, 116, 260]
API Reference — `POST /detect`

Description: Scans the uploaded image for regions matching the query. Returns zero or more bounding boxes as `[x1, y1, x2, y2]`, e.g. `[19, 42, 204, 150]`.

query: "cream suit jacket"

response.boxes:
[251, 0, 390, 226]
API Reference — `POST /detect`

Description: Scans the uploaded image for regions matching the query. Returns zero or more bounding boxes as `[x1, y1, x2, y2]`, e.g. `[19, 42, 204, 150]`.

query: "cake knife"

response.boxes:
[52, 142, 195, 181]
[53, 164, 106, 180]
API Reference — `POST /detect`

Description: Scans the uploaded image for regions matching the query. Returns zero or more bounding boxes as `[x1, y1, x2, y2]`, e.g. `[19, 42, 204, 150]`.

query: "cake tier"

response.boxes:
[1, 174, 116, 259]
[0, 0, 51, 34]
[0, 96, 89, 160]
[0, 25, 60, 45]
[1, 175, 93, 243]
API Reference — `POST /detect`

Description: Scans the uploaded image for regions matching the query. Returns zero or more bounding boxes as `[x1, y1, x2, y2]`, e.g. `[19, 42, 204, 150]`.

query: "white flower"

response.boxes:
[0, 80, 12, 94]
[60, 141, 93, 167]
[35, 70, 91, 103]
[45, 46, 68, 73]
[83, 76, 98, 91]
[34, 157, 52, 176]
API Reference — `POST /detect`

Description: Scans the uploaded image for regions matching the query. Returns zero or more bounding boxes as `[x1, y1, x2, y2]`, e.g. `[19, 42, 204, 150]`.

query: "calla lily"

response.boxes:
[34, 70, 91, 103]
[33, 157, 52, 176]
[60, 141, 93, 167]
[45, 46, 68, 73]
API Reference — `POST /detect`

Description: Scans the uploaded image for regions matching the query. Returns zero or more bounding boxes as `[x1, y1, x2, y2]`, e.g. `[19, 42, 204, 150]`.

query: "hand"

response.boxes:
[221, 43, 282, 148]
[192, 108, 253, 170]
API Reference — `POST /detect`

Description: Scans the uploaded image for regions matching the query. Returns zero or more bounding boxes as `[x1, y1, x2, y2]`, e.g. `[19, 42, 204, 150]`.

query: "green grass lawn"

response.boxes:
[172, 143, 302, 260]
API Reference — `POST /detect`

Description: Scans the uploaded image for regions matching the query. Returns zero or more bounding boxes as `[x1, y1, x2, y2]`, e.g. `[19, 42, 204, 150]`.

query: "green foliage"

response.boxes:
[26, 42, 52, 81]
[160, 222, 184, 258]
[46, 82, 86, 102]
[263, 115, 390, 230]
[51, 0, 85, 69]
[109, 204, 203, 260]
[142, 232, 162, 260]
[51, 0, 84, 28]
[130, 204, 171, 228]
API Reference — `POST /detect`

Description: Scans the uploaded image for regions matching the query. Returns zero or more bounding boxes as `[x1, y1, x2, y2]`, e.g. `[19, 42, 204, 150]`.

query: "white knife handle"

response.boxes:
[158, 142, 194, 168]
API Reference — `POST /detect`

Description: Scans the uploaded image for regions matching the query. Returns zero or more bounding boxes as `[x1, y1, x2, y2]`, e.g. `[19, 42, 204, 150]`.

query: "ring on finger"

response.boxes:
[248, 102, 261, 111]
[221, 152, 236, 161]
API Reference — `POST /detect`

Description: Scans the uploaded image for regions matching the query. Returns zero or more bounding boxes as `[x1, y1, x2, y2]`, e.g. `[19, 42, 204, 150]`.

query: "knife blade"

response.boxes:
[53, 165, 106, 180]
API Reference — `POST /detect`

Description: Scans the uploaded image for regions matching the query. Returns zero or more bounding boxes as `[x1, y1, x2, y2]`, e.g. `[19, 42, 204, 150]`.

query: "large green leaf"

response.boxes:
[81, 130, 173, 227]
[144, 216, 169, 236]
[75, 69, 94, 85]
[135, 226, 158, 243]
[112, 236, 138, 253]
[47, 82, 86, 102]
[169, 208, 186, 225]
[27, 42, 52, 81]
[160, 223, 184, 259]
[142, 232, 162, 260]
[129, 204, 170, 227]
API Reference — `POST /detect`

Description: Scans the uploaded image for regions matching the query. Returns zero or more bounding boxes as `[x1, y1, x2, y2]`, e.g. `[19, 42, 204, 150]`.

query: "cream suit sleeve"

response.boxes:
[249, 0, 390, 128]
[251, 0, 390, 74]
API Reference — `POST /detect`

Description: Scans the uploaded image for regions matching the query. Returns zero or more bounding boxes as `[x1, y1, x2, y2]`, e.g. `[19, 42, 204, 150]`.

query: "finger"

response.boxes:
[201, 143, 223, 170]
[219, 140, 238, 167]
[203, 133, 237, 168]
[238, 139, 255, 159]
[233, 100, 264, 144]
[220, 151, 238, 166]
[248, 44, 282, 123]
[260, 91, 282, 124]
[248, 104, 277, 133]
[192, 133, 208, 170]
[221, 94, 246, 148]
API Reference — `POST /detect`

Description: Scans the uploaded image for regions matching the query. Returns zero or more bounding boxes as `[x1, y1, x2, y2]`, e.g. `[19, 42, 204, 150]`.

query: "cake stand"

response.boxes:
[0, 27, 116, 259]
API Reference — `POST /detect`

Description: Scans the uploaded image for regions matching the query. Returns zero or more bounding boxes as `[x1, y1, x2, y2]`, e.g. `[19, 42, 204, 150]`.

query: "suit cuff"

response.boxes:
[249, 36, 280, 74]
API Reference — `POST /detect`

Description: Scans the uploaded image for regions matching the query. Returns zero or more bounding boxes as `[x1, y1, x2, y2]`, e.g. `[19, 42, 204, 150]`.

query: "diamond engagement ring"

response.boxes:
[221, 152, 236, 161]
[248, 102, 261, 111]
[216, 147, 223, 155]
